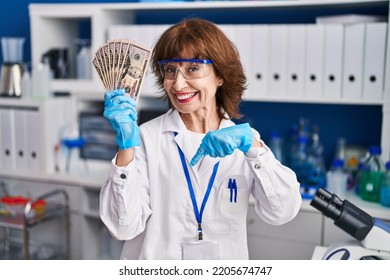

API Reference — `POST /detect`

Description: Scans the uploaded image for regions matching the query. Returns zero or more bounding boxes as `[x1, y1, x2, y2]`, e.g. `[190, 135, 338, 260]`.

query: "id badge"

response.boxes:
[182, 240, 219, 260]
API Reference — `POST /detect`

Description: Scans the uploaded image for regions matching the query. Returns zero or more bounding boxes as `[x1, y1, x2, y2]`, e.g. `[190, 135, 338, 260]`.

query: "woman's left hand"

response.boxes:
[190, 123, 254, 166]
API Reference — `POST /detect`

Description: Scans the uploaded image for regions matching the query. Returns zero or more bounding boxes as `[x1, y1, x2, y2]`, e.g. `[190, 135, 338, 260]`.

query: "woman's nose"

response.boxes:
[173, 70, 187, 90]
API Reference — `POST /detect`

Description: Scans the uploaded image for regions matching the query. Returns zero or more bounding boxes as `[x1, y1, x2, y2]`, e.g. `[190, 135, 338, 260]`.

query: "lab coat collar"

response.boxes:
[163, 109, 235, 179]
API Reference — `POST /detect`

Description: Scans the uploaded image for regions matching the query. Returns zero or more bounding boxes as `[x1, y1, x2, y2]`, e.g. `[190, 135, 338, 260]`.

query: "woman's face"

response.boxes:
[163, 62, 222, 115]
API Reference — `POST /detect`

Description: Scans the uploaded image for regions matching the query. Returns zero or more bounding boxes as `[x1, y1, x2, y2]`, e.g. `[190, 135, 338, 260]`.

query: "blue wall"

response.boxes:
[0, 0, 386, 168]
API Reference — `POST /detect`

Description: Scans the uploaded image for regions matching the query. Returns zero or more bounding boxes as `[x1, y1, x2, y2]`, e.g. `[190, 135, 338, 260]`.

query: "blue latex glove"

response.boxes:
[190, 123, 254, 166]
[103, 89, 140, 150]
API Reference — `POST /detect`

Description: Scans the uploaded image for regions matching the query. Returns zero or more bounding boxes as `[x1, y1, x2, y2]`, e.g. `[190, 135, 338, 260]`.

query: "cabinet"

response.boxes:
[0, 98, 71, 175]
[28, 0, 390, 158]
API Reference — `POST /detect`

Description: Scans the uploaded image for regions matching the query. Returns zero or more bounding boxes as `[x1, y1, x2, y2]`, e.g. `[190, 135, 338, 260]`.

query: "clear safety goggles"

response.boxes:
[157, 58, 213, 80]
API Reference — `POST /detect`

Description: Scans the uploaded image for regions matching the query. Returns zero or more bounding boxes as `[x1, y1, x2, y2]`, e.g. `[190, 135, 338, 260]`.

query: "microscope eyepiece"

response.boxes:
[310, 188, 374, 241]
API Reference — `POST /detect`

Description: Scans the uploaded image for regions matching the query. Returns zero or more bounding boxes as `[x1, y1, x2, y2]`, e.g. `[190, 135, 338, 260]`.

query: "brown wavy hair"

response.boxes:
[151, 18, 247, 120]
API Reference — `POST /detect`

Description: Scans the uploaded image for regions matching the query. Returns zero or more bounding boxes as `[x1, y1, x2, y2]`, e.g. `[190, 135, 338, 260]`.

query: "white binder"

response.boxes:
[252, 24, 269, 99]
[0, 108, 15, 171]
[287, 24, 306, 97]
[269, 24, 288, 97]
[233, 25, 254, 99]
[342, 23, 365, 100]
[304, 24, 325, 99]
[25, 109, 41, 172]
[323, 24, 344, 99]
[14, 109, 28, 170]
[363, 22, 387, 101]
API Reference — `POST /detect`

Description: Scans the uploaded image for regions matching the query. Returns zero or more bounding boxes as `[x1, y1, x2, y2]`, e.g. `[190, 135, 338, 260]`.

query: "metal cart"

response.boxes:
[0, 189, 70, 259]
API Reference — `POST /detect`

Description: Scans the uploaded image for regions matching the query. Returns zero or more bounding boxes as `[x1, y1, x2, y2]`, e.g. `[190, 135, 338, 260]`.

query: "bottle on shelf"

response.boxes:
[290, 135, 310, 186]
[359, 145, 385, 202]
[326, 159, 348, 199]
[306, 125, 326, 189]
[31, 57, 52, 99]
[76, 39, 92, 80]
[380, 161, 390, 207]
[333, 137, 347, 162]
[332, 137, 355, 191]
[268, 130, 284, 164]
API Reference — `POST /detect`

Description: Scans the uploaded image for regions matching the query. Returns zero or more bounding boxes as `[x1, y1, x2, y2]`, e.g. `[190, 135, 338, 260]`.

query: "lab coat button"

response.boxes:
[120, 173, 127, 179]
[254, 163, 261, 169]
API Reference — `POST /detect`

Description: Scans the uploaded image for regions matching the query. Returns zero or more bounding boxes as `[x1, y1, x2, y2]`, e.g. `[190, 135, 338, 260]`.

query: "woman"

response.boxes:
[100, 18, 302, 260]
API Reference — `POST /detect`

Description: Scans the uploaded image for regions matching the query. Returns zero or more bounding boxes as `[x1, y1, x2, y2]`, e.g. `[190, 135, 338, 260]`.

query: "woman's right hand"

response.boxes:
[103, 89, 140, 150]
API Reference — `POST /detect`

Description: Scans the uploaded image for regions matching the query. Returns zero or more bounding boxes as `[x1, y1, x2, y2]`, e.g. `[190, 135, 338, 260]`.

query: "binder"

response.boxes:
[342, 23, 365, 100]
[362, 22, 387, 101]
[0, 108, 15, 171]
[304, 24, 325, 99]
[287, 24, 306, 97]
[323, 24, 344, 99]
[14, 109, 28, 170]
[233, 25, 254, 99]
[269, 24, 288, 97]
[252, 24, 269, 99]
[25, 109, 41, 172]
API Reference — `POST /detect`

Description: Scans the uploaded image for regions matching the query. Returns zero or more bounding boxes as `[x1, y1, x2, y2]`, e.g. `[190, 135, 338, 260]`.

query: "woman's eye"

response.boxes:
[165, 66, 176, 73]
[188, 65, 200, 73]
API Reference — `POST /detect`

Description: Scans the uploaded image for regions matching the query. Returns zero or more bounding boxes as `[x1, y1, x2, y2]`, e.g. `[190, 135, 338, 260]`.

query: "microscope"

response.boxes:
[310, 188, 390, 260]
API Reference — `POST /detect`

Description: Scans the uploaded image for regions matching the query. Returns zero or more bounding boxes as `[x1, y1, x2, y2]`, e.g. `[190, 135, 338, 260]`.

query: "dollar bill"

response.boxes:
[118, 40, 150, 101]
[91, 38, 151, 102]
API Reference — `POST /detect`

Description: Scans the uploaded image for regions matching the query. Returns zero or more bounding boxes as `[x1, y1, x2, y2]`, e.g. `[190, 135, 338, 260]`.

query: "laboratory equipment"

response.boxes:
[0, 37, 25, 97]
[0, 189, 70, 259]
[326, 159, 348, 198]
[75, 39, 92, 79]
[310, 187, 390, 259]
[359, 145, 385, 202]
[380, 161, 390, 207]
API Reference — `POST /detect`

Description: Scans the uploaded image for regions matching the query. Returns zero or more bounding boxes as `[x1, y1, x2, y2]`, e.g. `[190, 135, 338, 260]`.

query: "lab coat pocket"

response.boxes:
[212, 175, 250, 233]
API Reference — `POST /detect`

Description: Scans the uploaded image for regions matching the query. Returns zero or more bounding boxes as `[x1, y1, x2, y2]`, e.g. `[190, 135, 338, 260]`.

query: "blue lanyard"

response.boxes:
[174, 133, 220, 240]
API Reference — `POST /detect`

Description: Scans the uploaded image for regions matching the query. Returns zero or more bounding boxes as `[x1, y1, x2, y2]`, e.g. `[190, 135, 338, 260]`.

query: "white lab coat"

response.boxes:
[100, 109, 302, 259]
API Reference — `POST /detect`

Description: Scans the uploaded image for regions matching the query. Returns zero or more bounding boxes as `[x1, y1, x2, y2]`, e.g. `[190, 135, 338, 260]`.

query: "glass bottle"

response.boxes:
[306, 125, 326, 188]
[290, 135, 310, 186]
[269, 130, 284, 164]
[380, 161, 390, 207]
[359, 146, 385, 202]
[326, 159, 348, 198]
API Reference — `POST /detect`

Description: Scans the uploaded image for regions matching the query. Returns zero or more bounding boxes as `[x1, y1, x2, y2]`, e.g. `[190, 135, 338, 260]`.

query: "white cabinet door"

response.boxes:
[247, 205, 322, 259]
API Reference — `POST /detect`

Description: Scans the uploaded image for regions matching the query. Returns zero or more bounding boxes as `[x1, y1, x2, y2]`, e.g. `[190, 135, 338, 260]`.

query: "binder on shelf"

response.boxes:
[14, 109, 28, 170]
[304, 24, 325, 99]
[0, 108, 15, 171]
[233, 24, 254, 99]
[269, 24, 288, 97]
[362, 22, 387, 101]
[323, 24, 344, 99]
[286, 24, 306, 97]
[252, 24, 269, 99]
[25, 109, 41, 172]
[342, 23, 365, 100]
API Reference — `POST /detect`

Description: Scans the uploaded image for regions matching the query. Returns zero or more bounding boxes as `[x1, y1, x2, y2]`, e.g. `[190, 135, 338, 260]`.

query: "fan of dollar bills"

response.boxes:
[91, 39, 151, 101]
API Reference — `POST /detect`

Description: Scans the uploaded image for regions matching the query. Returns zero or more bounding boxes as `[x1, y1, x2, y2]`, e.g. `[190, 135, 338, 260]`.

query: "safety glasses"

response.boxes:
[157, 58, 213, 80]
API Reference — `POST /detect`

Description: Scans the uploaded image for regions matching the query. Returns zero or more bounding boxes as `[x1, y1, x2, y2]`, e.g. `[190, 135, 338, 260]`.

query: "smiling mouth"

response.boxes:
[175, 92, 197, 102]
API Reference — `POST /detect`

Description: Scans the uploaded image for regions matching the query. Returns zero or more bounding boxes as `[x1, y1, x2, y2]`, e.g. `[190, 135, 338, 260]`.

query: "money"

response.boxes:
[91, 39, 151, 102]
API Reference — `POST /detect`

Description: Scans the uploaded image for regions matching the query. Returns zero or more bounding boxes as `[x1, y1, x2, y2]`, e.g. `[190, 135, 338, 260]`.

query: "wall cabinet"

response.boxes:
[28, 0, 390, 158]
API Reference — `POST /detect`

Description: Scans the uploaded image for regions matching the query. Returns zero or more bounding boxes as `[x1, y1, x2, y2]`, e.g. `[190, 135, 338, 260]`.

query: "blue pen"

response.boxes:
[228, 178, 233, 203]
[233, 179, 237, 203]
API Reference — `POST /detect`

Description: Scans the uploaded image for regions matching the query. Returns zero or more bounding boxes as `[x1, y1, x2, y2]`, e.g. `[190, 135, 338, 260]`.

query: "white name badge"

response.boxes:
[182, 240, 219, 260]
